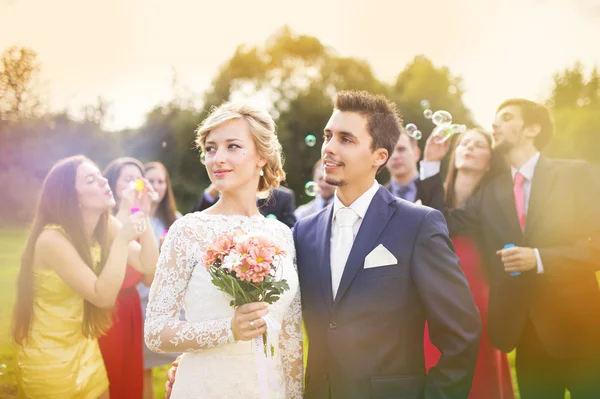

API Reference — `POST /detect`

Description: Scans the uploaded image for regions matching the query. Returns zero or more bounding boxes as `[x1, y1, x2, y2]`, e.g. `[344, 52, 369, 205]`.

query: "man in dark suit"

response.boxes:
[189, 183, 297, 227]
[294, 90, 481, 399]
[422, 98, 600, 398]
[384, 130, 445, 210]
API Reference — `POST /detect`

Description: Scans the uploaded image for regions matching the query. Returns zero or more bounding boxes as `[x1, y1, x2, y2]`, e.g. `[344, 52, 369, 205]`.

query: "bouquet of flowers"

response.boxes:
[202, 230, 289, 355]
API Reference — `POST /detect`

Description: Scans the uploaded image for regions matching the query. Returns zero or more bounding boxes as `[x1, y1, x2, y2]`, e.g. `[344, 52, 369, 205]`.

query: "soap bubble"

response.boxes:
[305, 134, 317, 147]
[304, 181, 318, 197]
[431, 110, 453, 126]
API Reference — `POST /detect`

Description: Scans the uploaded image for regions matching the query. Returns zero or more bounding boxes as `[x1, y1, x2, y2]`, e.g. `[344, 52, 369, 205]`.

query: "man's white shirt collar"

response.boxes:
[332, 180, 380, 221]
[511, 152, 540, 181]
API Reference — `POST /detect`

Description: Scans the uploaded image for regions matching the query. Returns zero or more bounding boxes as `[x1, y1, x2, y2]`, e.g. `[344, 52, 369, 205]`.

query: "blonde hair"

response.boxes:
[195, 102, 286, 197]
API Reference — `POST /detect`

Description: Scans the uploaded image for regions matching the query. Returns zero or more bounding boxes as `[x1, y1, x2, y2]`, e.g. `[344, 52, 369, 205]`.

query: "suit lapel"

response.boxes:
[493, 172, 523, 238]
[525, 156, 556, 236]
[333, 187, 395, 306]
[414, 178, 423, 202]
[317, 206, 335, 312]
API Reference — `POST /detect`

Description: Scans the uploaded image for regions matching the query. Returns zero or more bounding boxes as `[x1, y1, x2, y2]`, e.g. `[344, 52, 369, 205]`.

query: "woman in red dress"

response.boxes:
[424, 129, 515, 399]
[101, 157, 159, 398]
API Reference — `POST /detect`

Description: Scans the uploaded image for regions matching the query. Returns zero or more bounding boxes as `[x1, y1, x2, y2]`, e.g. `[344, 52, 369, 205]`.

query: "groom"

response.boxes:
[294, 90, 481, 399]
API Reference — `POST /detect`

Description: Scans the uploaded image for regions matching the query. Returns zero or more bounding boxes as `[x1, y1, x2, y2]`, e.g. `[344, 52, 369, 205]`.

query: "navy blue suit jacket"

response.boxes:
[293, 186, 481, 399]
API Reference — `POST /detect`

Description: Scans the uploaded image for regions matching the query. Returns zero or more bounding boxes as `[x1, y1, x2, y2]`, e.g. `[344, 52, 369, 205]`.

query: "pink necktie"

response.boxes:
[513, 172, 526, 231]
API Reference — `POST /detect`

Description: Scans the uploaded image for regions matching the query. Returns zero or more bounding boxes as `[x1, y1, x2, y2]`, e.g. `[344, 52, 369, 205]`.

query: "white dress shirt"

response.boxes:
[330, 181, 380, 292]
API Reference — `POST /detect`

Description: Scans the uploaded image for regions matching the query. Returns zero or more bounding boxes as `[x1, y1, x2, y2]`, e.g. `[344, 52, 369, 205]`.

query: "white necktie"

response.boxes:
[331, 207, 360, 299]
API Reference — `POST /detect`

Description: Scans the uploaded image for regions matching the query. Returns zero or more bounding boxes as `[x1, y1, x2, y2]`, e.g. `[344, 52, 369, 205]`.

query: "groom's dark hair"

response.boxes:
[334, 90, 403, 169]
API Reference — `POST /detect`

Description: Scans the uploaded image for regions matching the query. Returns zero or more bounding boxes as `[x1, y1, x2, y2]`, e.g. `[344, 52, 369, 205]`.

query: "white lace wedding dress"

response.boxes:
[144, 213, 303, 399]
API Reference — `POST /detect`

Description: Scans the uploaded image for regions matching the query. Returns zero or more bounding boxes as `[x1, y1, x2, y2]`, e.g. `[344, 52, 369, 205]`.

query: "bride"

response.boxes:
[144, 101, 303, 398]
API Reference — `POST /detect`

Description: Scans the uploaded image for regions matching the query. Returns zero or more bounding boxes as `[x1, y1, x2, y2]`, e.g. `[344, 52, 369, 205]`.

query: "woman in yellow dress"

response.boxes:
[12, 155, 159, 398]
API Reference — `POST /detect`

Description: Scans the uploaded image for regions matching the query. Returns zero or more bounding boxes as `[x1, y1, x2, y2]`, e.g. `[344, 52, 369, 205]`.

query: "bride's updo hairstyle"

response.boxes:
[195, 101, 286, 198]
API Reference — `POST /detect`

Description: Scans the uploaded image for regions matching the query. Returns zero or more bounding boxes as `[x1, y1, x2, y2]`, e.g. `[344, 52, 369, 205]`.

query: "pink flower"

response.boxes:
[235, 240, 253, 257]
[215, 235, 235, 255]
[203, 232, 238, 269]
[202, 248, 219, 268]
[247, 245, 274, 268]
[232, 256, 271, 283]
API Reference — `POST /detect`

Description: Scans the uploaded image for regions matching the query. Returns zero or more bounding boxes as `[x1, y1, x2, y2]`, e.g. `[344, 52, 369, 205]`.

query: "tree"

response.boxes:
[0, 46, 41, 120]
[391, 55, 474, 141]
[545, 63, 600, 163]
[197, 28, 476, 205]
[80, 97, 113, 129]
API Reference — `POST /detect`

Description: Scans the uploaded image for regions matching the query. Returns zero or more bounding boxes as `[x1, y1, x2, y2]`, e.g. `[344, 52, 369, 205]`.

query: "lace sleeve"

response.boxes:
[144, 217, 235, 353]
[278, 227, 304, 399]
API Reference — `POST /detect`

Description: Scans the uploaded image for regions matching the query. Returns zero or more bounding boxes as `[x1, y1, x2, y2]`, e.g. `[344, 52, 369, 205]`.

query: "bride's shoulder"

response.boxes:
[264, 218, 294, 243]
[168, 212, 223, 233]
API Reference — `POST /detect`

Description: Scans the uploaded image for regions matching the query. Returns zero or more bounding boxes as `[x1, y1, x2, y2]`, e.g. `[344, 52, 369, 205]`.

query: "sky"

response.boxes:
[1, 0, 599, 131]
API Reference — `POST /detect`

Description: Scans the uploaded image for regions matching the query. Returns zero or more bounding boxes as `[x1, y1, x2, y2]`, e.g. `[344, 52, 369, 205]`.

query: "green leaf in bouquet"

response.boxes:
[271, 280, 290, 292]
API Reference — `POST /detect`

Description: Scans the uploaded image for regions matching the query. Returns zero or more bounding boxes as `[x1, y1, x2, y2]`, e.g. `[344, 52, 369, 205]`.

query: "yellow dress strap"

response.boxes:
[90, 244, 101, 269]
[44, 224, 68, 236]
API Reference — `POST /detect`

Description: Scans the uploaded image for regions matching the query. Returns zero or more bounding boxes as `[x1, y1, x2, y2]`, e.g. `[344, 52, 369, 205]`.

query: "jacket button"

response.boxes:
[323, 373, 329, 381]
[329, 322, 338, 330]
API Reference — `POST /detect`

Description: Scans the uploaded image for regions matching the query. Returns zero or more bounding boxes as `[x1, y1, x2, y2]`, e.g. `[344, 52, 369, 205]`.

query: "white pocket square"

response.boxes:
[414, 199, 423, 206]
[364, 244, 397, 269]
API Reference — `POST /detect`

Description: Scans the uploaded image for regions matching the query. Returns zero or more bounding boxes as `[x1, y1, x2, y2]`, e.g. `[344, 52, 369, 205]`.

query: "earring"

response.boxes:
[259, 168, 264, 177]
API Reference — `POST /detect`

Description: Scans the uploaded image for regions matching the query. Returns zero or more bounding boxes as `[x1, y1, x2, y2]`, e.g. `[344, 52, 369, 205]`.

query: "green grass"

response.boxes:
[0, 226, 24, 397]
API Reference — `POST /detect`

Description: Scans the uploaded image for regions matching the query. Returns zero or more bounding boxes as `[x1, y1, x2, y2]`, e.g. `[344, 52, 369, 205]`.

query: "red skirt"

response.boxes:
[98, 265, 144, 399]
[424, 236, 515, 399]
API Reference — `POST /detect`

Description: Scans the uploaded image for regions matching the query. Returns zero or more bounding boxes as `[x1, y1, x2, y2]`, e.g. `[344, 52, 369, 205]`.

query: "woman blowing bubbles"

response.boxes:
[12, 155, 158, 398]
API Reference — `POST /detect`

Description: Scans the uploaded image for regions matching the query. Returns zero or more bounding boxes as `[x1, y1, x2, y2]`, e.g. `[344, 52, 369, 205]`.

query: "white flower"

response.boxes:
[222, 252, 241, 271]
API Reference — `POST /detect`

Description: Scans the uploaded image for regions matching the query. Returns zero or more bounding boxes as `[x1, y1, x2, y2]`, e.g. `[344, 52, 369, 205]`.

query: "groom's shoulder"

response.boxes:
[386, 193, 442, 223]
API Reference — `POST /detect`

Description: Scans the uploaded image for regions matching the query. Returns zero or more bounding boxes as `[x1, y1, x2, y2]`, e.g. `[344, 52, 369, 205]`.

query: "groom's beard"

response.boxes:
[325, 176, 346, 187]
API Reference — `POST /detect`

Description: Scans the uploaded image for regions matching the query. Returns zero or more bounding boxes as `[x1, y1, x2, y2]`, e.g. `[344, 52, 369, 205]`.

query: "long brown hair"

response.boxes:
[145, 161, 179, 228]
[103, 157, 145, 214]
[13, 155, 113, 345]
[443, 129, 494, 209]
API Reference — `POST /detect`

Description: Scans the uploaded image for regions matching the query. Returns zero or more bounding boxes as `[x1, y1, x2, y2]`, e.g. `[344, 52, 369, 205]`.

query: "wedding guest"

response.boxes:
[422, 99, 600, 398]
[384, 129, 445, 209]
[423, 129, 515, 399]
[13, 155, 149, 398]
[294, 160, 335, 220]
[101, 157, 159, 398]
